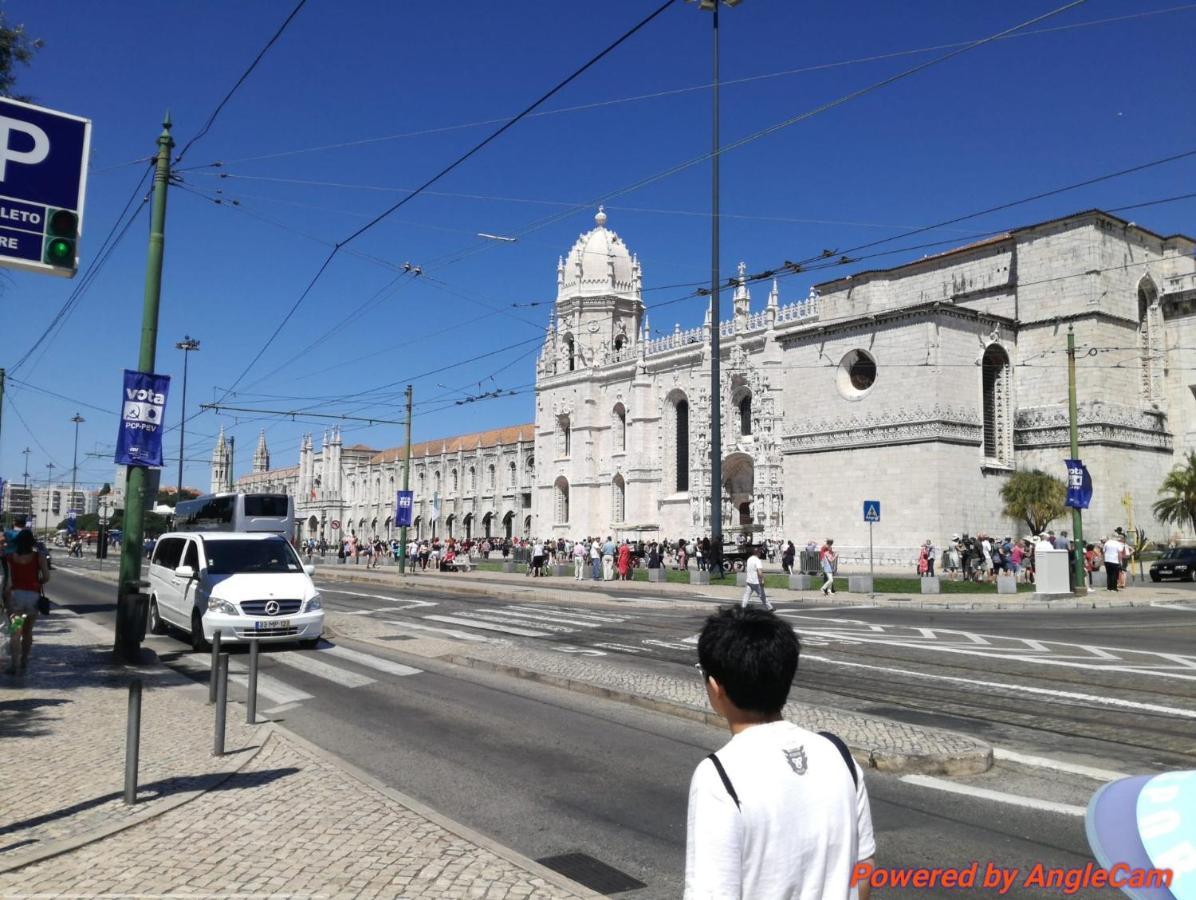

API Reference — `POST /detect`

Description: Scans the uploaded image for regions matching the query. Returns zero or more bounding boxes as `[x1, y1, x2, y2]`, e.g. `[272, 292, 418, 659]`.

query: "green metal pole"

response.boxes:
[398, 385, 412, 573]
[1067, 324, 1086, 595]
[115, 113, 173, 662]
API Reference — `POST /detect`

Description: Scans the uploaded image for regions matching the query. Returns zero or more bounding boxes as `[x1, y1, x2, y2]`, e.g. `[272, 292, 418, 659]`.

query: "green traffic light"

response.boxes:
[44, 237, 73, 265]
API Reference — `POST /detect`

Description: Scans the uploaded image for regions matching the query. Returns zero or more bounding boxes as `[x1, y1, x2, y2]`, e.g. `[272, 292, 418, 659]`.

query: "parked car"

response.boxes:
[1149, 546, 1196, 582]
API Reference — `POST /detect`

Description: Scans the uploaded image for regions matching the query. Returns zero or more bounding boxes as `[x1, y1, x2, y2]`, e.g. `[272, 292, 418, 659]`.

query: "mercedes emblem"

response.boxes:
[264, 600, 280, 616]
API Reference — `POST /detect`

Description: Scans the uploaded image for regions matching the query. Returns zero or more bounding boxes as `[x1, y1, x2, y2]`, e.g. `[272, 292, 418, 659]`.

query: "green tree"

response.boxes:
[0, 12, 41, 101]
[99, 483, 111, 497]
[1153, 450, 1196, 537]
[155, 487, 198, 508]
[1000, 469, 1067, 535]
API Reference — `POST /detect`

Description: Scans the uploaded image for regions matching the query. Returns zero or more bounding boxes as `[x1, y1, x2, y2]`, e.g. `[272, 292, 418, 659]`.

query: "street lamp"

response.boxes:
[44, 461, 56, 536]
[688, 0, 742, 571]
[70, 413, 84, 518]
[175, 336, 200, 497]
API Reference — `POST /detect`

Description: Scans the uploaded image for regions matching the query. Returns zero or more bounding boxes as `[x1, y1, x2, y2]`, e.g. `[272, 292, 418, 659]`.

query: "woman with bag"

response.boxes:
[4, 530, 49, 675]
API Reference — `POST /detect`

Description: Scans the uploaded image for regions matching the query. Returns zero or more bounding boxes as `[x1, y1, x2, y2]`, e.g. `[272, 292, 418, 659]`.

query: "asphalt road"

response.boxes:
[51, 561, 1195, 898]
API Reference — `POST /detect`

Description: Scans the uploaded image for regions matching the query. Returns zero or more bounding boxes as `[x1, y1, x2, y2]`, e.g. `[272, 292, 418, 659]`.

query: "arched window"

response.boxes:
[433, 470, 442, 495]
[451, 469, 458, 493]
[417, 471, 425, 495]
[508, 460, 517, 487]
[676, 398, 690, 491]
[558, 415, 571, 457]
[981, 344, 1012, 463]
[487, 464, 496, 491]
[738, 394, 752, 437]
[612, 474, 625, 523]
[468, 466, 476, 492]
[555, 476, 570, 523]
[1138, 277, 1162, 403]
[565, 335, 576, 372]
[613, 403, 627, 453]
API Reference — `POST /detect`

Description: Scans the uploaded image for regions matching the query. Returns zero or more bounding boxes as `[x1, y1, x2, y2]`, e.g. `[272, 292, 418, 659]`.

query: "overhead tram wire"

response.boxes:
[173, 0, 308, 165]
[418, 0, 1094, 278]
[8, 164, 153, 375]
[218, 0, 679, 401]
[197, 3, 1196, 168]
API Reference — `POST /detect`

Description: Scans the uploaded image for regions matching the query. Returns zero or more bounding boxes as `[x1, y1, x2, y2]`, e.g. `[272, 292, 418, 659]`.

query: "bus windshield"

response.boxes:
[204, 539, 302, 575]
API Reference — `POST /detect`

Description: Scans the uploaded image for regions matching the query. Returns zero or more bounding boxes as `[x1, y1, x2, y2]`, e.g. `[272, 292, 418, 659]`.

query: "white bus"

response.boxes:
[173, 492, 294, 537]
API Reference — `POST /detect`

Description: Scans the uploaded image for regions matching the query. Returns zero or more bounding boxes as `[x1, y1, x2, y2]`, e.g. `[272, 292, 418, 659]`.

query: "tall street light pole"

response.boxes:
[70, 413, 84, 516]
[690, 0, 741, 570]
[44, 462, 56, 535]
[175, 336, 200, 497]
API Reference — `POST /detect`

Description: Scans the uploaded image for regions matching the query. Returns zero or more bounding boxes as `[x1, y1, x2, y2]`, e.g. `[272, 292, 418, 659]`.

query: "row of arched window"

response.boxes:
[553, 474, 625, 525]
[344, 456, 535, 503]
[556, 403, 629, 459]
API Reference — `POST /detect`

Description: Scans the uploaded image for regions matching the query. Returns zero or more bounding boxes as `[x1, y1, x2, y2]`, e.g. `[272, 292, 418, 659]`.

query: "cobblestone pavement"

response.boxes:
[0, 613, 592, 898]
[448, 644, 992, 776]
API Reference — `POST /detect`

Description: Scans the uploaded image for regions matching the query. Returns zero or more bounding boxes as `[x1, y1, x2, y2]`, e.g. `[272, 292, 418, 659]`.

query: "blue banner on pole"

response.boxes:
[115, 370, 171, 467]
[395, 490, 414, 527]
[67, 510, 77, 535]
[1064, 458, 1092, 509]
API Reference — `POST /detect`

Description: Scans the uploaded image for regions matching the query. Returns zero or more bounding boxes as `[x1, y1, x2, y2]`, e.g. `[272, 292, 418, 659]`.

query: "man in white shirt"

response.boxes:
[686, 607, 875, 899]
[740, 546, 773, 611]
[1103, 532, 1127, 591]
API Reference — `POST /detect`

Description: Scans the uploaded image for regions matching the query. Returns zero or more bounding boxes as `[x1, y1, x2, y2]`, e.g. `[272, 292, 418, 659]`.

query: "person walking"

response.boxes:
[602, 536, 616, 581]
[819, 539, 838, 595]
[686, 607, 875, 899]
[4, 530, 49, 675]
[617, 540, 633, 581]
[924, 539, 936, 577]
[590, 538, 602, 581]
[781, 540, 796, 575]
[740, 546, 773, 611]
[1103, 530, 1127, 591]
[572, 539, 587, 581]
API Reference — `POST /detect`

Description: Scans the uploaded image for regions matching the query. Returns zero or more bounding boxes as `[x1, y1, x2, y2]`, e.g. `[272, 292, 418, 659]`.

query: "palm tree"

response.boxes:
[1000, 470, 1066, 535]
[1153, 451, 1196, 537]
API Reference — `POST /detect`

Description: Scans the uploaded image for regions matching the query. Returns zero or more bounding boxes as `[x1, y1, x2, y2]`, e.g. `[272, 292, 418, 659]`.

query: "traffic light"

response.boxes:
[43, 208, 78, 271]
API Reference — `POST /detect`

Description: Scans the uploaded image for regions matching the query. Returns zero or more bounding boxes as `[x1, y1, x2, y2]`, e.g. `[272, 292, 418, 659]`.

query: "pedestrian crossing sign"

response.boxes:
[863, 501, 881, 522]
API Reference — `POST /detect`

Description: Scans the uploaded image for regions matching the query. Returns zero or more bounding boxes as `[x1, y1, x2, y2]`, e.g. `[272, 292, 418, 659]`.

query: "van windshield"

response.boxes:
[204, 539, 302, 575]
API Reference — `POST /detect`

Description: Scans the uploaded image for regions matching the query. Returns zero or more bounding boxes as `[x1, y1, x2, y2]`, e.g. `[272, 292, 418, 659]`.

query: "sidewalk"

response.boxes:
[311, 557, 1178, 611]
[0, 612, 594, 897]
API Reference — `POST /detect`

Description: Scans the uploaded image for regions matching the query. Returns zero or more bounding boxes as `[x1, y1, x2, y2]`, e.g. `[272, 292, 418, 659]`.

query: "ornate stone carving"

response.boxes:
[783, 405, 983, 454]
[1014, 402, 1172, 451]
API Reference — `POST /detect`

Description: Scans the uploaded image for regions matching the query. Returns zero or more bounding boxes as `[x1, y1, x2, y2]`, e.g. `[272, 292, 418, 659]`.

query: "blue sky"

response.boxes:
[2, 0, 1194, 493]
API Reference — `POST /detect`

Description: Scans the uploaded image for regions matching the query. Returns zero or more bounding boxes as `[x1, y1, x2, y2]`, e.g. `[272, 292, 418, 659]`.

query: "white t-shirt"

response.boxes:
[1103, 539, 1126, 564]
[685, 721, 875, 900]
[745, 555, 764, 585]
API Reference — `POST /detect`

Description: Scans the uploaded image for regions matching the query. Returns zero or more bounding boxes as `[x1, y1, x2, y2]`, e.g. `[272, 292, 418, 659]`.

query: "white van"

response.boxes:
[147, 531, 324, 651]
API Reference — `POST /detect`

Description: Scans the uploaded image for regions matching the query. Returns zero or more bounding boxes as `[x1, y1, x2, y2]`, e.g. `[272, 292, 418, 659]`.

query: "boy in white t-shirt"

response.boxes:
[686, 607, 875, 900]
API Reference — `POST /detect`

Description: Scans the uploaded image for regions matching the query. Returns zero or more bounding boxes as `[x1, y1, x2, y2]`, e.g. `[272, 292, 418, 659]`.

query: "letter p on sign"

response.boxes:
[0, 116, 49, 181]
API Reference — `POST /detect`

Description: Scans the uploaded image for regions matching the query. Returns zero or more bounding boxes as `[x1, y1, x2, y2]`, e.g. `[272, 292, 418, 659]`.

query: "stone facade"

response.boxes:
[214, 208, 1196, 557]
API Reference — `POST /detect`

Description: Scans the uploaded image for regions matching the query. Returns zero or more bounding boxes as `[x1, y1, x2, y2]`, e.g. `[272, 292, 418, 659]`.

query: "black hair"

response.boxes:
[13, 515, 26, 528]
[697, 606, 799, 714]
[14, 530, 35, 555]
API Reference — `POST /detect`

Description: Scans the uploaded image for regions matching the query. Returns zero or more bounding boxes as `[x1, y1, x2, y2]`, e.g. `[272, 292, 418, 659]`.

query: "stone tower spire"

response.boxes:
[210, 425, 229, 494]
[252, 429, 270, 474]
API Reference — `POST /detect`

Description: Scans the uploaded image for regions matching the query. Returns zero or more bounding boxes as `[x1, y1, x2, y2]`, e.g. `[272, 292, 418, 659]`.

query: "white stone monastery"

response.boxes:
[215, 208, 1196, 559]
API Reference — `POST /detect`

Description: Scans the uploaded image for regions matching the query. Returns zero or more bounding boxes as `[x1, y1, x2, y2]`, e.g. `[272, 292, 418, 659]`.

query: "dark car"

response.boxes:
[1150, 546, 1196, 582]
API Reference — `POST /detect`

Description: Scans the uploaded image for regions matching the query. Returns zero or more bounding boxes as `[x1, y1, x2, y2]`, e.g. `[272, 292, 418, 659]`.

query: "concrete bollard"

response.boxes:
[124, 679, 142, 805]
[689, 570, 710, 586]
[920, 576, 941, 594]
[735, 573, 747, 587]
[551, 564, 569, 578]
[789, 574, 816, 590]
[213, 653, 229, 757]
[848, 575, 874, 594]
[208, 629, 222, 704]
[996, 575, 1018, 594]
[647, 568, 666, 583]
[247, 639, 260, 725]
[501, 561, 516, 574]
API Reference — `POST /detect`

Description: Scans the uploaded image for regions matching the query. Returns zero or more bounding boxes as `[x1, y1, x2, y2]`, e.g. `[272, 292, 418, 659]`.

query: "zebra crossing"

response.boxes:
[405, 604, 629, 643]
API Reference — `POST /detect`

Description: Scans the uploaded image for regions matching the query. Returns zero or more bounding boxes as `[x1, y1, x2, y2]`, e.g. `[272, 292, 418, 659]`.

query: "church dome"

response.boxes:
[557, 207, 641, 302]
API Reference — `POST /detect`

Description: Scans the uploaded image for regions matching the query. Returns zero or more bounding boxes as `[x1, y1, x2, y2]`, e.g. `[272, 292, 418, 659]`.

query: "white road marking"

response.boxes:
[272, 652, 377, 688]
[1079, 644, 1121, 660]
[338, 608, 395, 616]
[318, 643, 422, 677]
[186, 654, 313, 705]
[263, 702, 301, 715]
[594, 642, 646, 654]
[319, 588, 437, 609]
[483, 607, 621, 628]
[643, 638, 697, 651]
[457, 611, 578, 633]
[383, 620, 496, 643]
[507, 605, 625, 623]
[1151, 600, 1196, 612]
[802, 653, 1196, 719]
[901, 775, 1086, 817]
[423, 615, 550, 637]
[992, 748, 1128, 782]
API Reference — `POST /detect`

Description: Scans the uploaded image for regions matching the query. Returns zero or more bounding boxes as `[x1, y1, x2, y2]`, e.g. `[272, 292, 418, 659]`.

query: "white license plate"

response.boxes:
[254, 619, 291, 631]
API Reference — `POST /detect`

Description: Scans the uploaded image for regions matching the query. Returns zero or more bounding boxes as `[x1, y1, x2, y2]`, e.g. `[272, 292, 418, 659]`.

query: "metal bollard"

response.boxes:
[246, 639, 259, 725]
[213, 653, 228, 756]
[124, 679, 142, 805]
[208, 629, 221, 703]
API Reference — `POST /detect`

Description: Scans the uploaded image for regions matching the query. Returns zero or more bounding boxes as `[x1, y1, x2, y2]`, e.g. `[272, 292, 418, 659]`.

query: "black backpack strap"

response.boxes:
[706, 753, 741, 810]
[819, 731, 859, 789]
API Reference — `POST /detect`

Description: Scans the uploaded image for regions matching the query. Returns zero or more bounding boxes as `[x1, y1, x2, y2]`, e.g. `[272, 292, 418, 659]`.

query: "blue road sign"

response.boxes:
[0, 97, 91, 277]
[863, 500, 881, 523]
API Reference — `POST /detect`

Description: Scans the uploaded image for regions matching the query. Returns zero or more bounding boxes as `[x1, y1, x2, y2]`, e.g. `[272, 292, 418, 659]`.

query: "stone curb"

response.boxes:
[263, 723, 601, 899]
[309, 565, 1153, 612]
[444, 654, 992, 778]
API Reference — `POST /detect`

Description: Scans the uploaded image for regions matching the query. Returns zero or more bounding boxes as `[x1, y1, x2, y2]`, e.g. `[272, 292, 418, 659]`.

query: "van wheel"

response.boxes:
[190, 612, 209, 653]
[148, 599, 167, 636]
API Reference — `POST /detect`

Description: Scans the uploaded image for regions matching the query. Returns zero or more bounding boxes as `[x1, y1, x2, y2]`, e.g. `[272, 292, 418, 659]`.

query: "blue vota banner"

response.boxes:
[1064, 458, 1092, 509]
[115, 370, 170, 467]
[395, 490, 414, 527]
